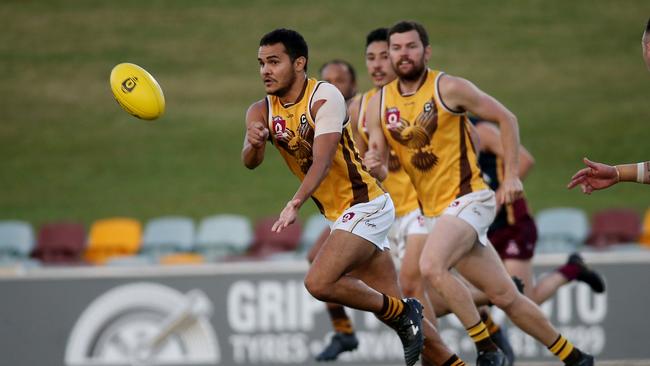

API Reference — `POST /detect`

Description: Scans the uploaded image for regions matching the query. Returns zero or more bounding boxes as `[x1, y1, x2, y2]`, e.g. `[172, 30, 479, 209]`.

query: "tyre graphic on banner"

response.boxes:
[65, 282, 220, 365]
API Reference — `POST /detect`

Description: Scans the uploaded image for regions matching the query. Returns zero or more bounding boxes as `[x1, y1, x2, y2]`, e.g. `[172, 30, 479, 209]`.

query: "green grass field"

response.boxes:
[1, 0, 648, 226]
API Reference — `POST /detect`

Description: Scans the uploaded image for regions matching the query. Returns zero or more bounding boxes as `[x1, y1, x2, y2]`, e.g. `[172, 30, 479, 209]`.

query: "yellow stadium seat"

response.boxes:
[640, 208, 650, 246]
[84, 218, 142, 265]
[159, 253, 204, 265]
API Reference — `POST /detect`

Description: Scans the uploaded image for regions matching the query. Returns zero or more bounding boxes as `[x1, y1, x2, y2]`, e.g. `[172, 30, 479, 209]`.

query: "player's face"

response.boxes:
[321, 63, 356, 101]
[389, 30, 429, 81]
[258, 43, 297, 96]
[365, 41, 396, 88]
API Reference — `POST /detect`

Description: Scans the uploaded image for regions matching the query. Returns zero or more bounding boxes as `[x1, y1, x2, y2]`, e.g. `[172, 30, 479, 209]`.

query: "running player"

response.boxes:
[473, 118, 606, 365]
[244, 27, 446, 366]
[363, 21, 594, 366]
[310, 29, 467, 366]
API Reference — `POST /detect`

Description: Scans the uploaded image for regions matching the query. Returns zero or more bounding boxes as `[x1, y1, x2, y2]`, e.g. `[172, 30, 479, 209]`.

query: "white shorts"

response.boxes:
[387, 208, 428, 261]
[329, 193, 395, 250]
[423, 189, 496, 246]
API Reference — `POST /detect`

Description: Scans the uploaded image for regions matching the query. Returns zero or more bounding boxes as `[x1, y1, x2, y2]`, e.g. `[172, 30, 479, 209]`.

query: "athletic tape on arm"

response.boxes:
[312, 83, 347, 137]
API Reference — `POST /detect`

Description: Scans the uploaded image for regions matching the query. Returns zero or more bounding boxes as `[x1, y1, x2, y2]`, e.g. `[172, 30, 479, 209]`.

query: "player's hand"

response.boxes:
[363, 148, 382, 170]
[567, 157, 619, 194]
[247, 121, 269, 149]
[272, 199, 301, 233]
[499, 176, 523, 205]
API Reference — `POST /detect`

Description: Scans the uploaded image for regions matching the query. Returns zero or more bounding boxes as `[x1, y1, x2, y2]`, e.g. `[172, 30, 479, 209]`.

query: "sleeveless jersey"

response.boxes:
[380, 69, 487, 217]
[357, 88, 419, 217]
[267, 78, 384, 221]
[473, 119, 531, 230]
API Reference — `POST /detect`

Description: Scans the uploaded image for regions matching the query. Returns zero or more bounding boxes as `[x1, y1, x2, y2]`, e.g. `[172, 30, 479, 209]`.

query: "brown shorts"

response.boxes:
[488, 215, 538, 260]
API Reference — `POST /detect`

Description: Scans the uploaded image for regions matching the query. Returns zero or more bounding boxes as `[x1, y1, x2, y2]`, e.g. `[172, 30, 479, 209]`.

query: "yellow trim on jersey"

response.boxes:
[356, 88, 419, 217]
[380, 69, 488, 217]
[268, 78, 384, 221]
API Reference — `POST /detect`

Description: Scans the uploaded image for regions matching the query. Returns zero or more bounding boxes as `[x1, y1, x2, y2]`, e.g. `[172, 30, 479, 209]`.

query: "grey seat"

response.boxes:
[141, 216, 195, 257]
[0, 220, 35, 265]
[195, 214, 252, 261]
[536, 207, 588, 253]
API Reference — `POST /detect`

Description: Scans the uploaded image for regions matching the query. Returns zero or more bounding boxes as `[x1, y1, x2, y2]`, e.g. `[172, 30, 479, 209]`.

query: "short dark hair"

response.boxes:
[319, 59, 356, 83]
[259, 28, 309, 71]
[388, 21, 429, 47]
[366, 27, 389, 48]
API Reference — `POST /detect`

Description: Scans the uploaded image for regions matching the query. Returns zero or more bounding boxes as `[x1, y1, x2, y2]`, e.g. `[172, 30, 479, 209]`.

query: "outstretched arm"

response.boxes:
[272, 85, 346, 232]
[567, 158, 650, 194]
[241, 100, 269, 169]
[439, 75, 522, 204]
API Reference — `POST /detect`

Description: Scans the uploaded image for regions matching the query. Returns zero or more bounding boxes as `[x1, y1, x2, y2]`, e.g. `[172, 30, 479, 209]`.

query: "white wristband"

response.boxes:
[637, 163, 645, 183]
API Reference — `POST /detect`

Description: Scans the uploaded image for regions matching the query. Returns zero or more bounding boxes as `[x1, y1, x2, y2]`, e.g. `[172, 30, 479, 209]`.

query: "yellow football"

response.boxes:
[109, 63, 165, 120]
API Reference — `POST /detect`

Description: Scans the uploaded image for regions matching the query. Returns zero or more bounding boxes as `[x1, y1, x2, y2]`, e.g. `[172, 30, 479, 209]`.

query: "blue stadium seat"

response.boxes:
[536, 207, 588, 253]
[298, 214, 329, 254]
[0, 220, 35, 265]
[195, 214, 252, 261]
[141, 216, 195, 257]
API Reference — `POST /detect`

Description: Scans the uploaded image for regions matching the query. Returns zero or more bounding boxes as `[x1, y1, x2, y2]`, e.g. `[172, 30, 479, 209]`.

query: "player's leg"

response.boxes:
[307, 228, 359, 361]
[305, 194, 424, 366]
[456, 237, 594, 365]
[351, 248, 467, 366]
[419, 214, 507, 364]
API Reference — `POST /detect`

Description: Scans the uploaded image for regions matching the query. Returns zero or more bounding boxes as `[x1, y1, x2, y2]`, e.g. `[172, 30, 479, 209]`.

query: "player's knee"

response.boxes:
[486, 286, 518, 310]
[304, 274, 331, 302]
[419, 258, 446, 289]
[399, 271, 421, 297]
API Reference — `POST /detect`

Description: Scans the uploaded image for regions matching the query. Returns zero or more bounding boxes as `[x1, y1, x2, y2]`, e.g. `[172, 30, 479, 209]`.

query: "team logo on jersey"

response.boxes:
[272, 116, 286, 137]
[385, 108, 401, 130]
[386, 98, 439, 172]
[341, 212, 355, 223]
[449, 200, 460, 208]
[273, 114, 315, 174]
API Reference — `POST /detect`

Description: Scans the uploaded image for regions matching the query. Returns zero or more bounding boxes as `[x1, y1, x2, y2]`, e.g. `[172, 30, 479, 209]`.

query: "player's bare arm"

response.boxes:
[272, 97, 343, 233]
[439, 74, 523, 204]
[363, 92, 389, 181]
[567, 158, 650, 194]
[476, 122, 535, 181]
[348, 97, 368, 156]
[242, 100, 269, 169]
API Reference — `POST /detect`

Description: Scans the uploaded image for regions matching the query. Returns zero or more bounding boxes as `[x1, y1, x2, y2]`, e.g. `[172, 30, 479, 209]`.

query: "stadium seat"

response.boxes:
[248, 216, 302, 258]
[298, 214, 330, 254]
[535, 207, 588, 253]
[587, 208, 641, 248]
[32, 222, 85, 264]
[0, 220, 35, 265]
[639, 208, 650, 246]
[195, 214, 253, 261]
[84, 217, 142, 265]
[141, 216, 195, 257]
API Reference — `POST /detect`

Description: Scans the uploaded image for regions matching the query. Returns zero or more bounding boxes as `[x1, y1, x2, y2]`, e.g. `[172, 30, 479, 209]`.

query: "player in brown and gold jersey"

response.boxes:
[243, 28, 429, 366]
[364, 21, 594, 366]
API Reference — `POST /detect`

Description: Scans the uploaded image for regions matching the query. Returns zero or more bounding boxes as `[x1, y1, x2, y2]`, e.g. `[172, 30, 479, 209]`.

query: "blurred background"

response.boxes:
[1, 2, 649, 365]
[1, 0, 648, 225]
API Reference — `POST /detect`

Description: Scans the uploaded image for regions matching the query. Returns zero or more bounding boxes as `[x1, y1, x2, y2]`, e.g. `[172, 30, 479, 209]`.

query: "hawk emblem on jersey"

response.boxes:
[386, 99, 439, 172]
[388, 150, 402, 172]
[273, 115, 315, 174]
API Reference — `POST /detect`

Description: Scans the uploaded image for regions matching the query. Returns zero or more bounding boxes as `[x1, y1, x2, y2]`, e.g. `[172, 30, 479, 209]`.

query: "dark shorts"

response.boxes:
[488, 215, 538, 260]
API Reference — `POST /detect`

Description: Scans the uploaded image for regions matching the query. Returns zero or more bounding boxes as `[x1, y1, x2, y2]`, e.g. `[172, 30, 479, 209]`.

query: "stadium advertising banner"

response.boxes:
[0, 253, 649, 366]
